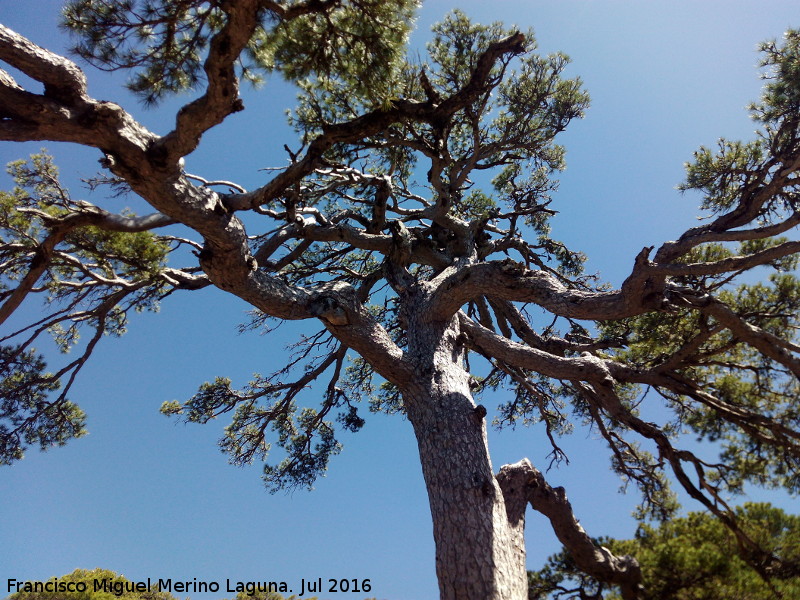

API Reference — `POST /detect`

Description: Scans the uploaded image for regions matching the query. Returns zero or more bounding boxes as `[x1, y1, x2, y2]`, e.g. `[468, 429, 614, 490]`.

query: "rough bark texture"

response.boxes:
[402, 313, 527, 599]
[498, 460, 643, 600]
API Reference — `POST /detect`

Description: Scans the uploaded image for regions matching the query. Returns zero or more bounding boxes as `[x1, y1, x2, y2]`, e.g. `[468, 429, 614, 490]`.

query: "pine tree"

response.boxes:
[2, 4, 800, 598]
[528, 504, 800, 599]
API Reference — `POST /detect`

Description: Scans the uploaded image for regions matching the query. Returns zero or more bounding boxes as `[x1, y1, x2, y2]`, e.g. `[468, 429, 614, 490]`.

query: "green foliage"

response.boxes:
[680, 28, 800, 221]
[161, 346, 357, 491]
[292, 8, 588, 171]
[754, 29, 800, 124]
[0, 152, 172, 466]
[63, 0, 205, 102]
[598, 258, 800, 499]
[0, 153, 169, 326]
[424, 12, 589, 278]
[6, 568, 178, 600]
[528, 504, 800, 600]
[681, 139, 766, 212]
[426, 10, 586, 162]
[254, 0, 417, 105]
[0, 344, 86, 465]
[62, 0, 418, 105]
[65, 220, 168, 281]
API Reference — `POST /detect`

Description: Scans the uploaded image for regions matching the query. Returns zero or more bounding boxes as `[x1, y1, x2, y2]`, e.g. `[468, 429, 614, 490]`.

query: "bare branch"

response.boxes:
[458, 312, 616, 382]
[652, 240, 800, 278]
[431, 260, 654, 323]
[497, 459, 643, 600]
[185, 172, 247, 193]
[0, 24, 87, 102]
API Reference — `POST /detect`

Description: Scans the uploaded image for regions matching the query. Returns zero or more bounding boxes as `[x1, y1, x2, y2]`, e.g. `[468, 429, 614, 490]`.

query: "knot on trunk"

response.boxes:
[498, 257, 527, 276]
[469, 403, 487, 425]
[388, 220, 413, 266]
[309, 295, 350, 326]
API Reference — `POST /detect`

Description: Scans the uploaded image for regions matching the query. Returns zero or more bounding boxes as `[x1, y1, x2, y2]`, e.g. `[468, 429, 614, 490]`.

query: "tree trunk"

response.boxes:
[402, 315, 528, 600]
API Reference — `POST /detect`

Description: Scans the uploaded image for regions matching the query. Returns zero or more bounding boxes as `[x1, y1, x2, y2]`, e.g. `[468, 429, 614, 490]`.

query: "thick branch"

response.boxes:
[652, 240, 800, 277]
[656, 211, 800, 262]
[433, 260, 657, 323]
[458, 312, 618, 382]
[0, 27, 157, 162]
[489, 298, 618, 355]
[0, 24, 87, 103]
[655, 148, 800, 264]
[497, 459, 643, 600]
[155, 0, 261, 162]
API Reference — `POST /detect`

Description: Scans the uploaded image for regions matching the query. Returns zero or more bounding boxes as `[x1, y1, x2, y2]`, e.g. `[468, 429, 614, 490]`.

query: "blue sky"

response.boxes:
[1, 2, 799, 599]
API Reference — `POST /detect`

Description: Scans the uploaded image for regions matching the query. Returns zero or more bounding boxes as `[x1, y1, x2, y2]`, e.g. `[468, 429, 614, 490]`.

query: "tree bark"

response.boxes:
[402, 314, 528, 599]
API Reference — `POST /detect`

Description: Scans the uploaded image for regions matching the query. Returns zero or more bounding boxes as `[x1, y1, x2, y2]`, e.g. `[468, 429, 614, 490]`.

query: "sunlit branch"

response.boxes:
[497, 458, 644, 600]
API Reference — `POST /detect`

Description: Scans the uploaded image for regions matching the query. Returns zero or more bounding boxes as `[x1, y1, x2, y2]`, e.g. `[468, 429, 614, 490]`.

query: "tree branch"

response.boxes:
[458, 312, 616, 382]
[652, 240, 800, 278]
[431, 259, 657, 323]
[671, 288, 800, 379]
[0, 206, 173, 326]
[497, 459, 643, 600]
[154, 0, 262, 163]
[226, 32, 529, 213]
[0, 24, 87, 103]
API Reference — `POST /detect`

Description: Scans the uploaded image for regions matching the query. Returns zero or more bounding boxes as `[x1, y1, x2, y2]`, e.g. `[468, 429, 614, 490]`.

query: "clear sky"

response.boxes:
[1, 2, 799, 599]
